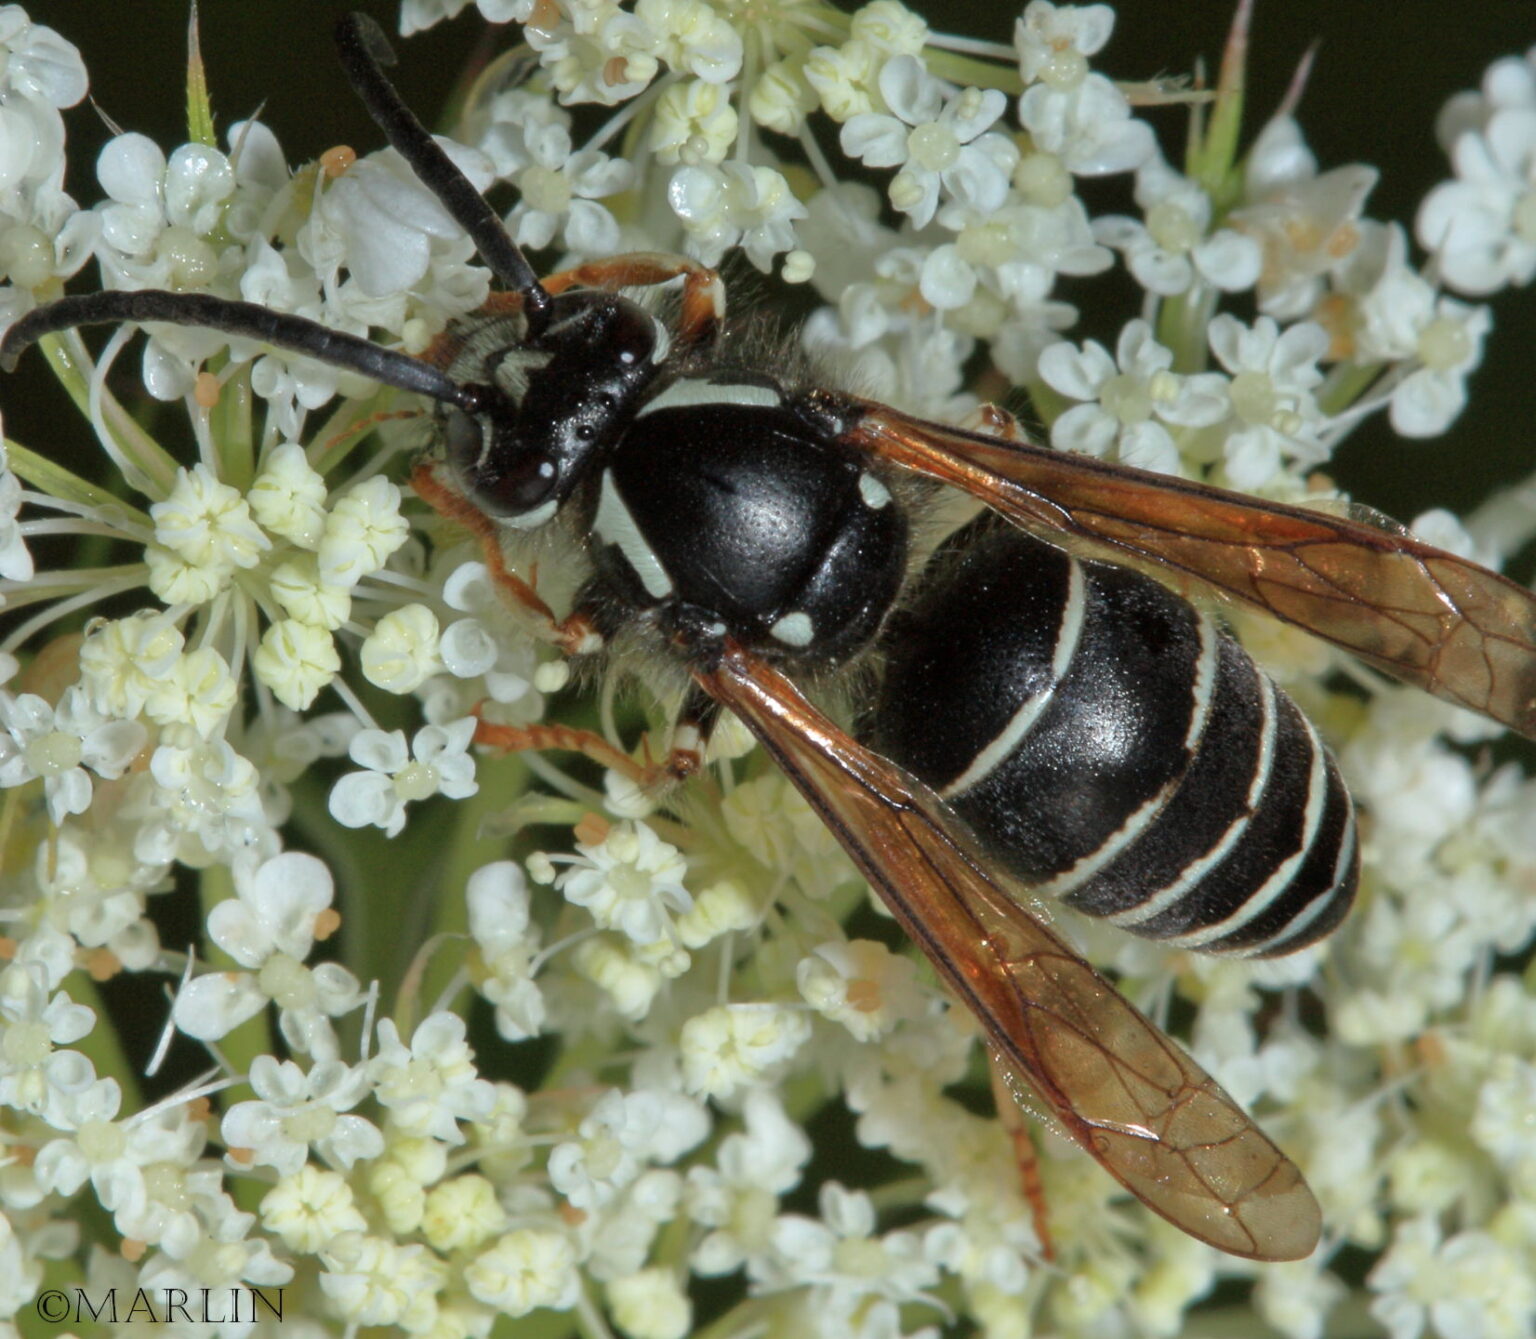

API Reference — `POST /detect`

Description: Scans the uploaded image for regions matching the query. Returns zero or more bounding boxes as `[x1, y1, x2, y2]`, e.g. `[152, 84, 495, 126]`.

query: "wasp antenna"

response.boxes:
[334, 12, 553, 338]
[0, 290, 478, 409]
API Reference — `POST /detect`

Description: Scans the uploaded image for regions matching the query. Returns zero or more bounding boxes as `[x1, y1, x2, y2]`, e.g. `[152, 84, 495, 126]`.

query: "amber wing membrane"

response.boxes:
[697, 642, 1322, 1262]
[852, 404, 1536, 740]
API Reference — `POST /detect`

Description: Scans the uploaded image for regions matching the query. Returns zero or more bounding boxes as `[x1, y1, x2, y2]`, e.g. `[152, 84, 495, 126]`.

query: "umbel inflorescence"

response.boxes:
[1, 3, 1536, 1337]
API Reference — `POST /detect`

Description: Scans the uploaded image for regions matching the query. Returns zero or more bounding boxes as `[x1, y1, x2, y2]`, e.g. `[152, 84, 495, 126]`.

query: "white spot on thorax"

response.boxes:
[769, 611, 815, 647]
[858, 472, 891, 510]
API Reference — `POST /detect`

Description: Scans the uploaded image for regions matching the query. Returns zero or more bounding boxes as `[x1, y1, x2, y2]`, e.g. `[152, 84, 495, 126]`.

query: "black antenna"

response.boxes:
[0, 290, 479, 409]
[334, 12, 552, 339]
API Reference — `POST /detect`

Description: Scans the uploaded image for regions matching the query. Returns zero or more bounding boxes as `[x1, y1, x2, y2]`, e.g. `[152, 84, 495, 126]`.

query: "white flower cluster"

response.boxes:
[1, 3, 1535, 1337]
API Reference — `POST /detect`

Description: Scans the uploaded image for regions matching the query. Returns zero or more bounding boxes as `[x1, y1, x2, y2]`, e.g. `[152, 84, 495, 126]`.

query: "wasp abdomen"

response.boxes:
[872, 522, 1358, 957]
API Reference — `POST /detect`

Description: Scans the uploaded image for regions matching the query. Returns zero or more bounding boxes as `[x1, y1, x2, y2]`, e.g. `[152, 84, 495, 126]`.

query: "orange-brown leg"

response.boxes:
[961, 402, 1028, 443]
[988, 1049, 1057, 1262]
[410, 460, 602, 656]
[415, 460, 710, 787]
[541, 251, 725, 348]
[472, 716, 702, 789]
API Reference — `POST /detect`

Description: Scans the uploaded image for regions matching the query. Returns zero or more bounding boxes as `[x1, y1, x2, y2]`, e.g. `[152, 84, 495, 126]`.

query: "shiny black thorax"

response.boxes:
[588, 391, 908, 665]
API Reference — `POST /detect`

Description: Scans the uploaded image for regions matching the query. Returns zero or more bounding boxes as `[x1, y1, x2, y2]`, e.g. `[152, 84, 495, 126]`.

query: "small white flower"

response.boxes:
[638, 0, 743, 83]
[1096, 157, 1262, 295]
[506, 143, 631, 256]
[465, 1227, 580, 1316]
[317, 474, 410, 587]
[572, 935, 666, 1019]
[0, 450, 33, 580]
[675, 878, 758, 950]
[150, 463, 270, 573]
[804, 37, 885, 123]
[679, 1003, 812, 1100]
[1206, 314, 1332, 488]
[0, 8, 88, 110]
[203, 851, 339, 969]
[248, 442, 329, 548]
[797, 939, 925, 1042]
[367, 1013, 497, 1144]
[32, 1076, 193, 1232]
[269, 556, 353, 630]
[328, 717, 479, 837]
[143, 732, 272, 863]
[439, 560, 542, 704]
[841, 55, 1011, 229]
[222, 1054, 384, 1175]
[1344, 226, 1493, 438]
[420, 1173, 509, 1254]
[144, 646, 238, 738]
[467, 861, 547, 1041]
[94, 134, 235, 291]
[260, 1164, 369, 1254]
[548, 1087, 708, 1211]
[668, 161, 806, 270]
[525, 0, 661, 107]
[767, 1181, 939, 1316]
[312, 140, 494, 300]
[1369, 1216, 1536, 1339]
[172, 851, 361, 1057]
[1038, 318, 1228, 473]
[1417, 97, 1536, 295]
[77, 614, 184, 718]
[556, 821, 692, 945]
[360, 603, 443, 694]
[1470, 1053, 1536, 1168]
[1233, 115, 1380, 320]
[318, 1233, 448, 1328]
[252, 618, 342, 711]
[607, 1267, 691, 1339]
[0, 961, 95, 1114]
[0, 684, 145, 824]
[1253, 1257, 1350, 1339]
[1014, 3, 1154, 176]
[686, 1088, 811, 1275]
[650, 79, 738, 166]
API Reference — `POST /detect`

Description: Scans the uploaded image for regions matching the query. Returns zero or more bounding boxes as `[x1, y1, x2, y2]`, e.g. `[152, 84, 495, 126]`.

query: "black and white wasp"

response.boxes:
[8, 12, 1536, 1263]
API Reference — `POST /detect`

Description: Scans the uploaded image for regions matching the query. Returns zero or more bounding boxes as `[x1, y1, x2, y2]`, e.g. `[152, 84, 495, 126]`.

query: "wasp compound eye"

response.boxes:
[445, 406, 560, 523]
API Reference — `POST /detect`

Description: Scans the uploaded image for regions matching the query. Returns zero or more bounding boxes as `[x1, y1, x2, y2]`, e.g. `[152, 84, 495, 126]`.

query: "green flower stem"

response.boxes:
[415, 750, 533, 1027]
[309, 389, 401, 479]
[1318, 359, 1383, 418]
[197, 860, 273, 1217]
[39, 332, 181, 499]
[1157, 283, 1219, 374]
[62, 966, 141, 1116]
[3, 439, 152, 529]
[209, 362, 256, 492]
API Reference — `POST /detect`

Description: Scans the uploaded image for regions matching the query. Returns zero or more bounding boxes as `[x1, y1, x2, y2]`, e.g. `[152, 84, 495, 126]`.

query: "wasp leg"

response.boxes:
[472, 690, 712, 791]
[472, 715, 648, 782]
[410, 460, 603, 656]
[541, 252, 726, 349]
[959, 402, 1027, 443]
[659, 686, 721, 784]
[987, 1047, 1057, 1263]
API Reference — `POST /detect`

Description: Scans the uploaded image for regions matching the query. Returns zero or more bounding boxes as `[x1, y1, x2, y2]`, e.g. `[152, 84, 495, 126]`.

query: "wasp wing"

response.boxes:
[852, 403, 1536, 740]
[697, 641, 1321, 1262]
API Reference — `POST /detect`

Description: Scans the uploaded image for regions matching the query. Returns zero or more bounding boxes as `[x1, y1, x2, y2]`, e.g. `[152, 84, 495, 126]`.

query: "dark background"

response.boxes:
[10, 0, 1536, 534]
